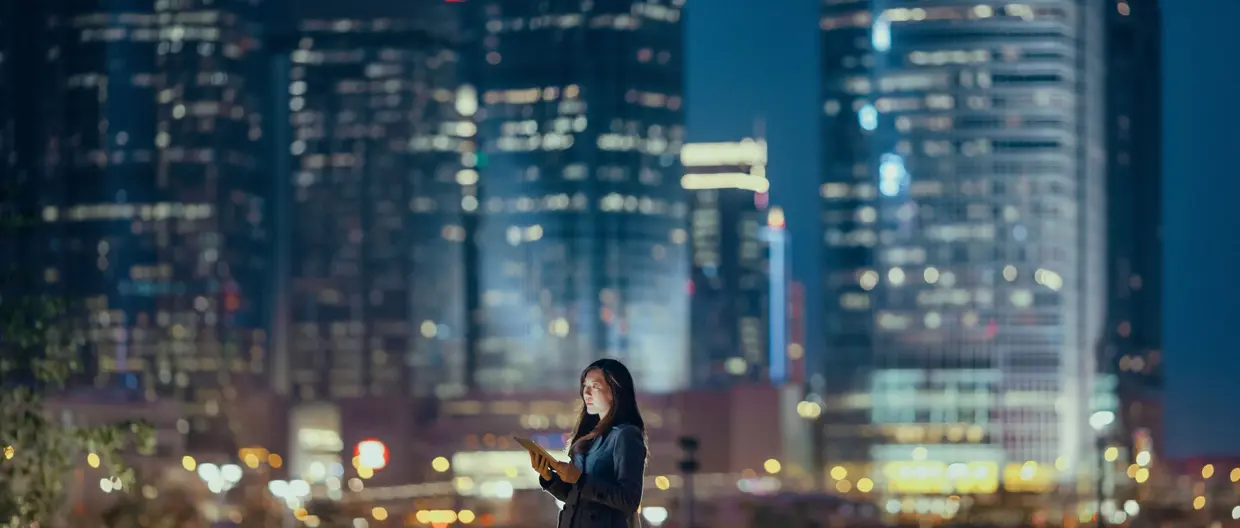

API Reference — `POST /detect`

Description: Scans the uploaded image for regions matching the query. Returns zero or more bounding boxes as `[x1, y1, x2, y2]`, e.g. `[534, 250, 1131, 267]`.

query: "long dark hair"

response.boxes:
[567, 358, 646, 454]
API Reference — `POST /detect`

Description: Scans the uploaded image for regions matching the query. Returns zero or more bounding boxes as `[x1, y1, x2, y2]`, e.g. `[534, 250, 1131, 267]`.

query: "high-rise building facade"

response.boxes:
[818, 1, 1108, 493]
[6, 0, 273, 450]
[1101, 0, 1162, 449]
[682, 139, 771, 386]
[461, 0, 689, 393]
[278, 6, 469, 400]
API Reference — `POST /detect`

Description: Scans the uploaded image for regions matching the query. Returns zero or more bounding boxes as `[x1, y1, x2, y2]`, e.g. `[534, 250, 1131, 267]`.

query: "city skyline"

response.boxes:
[686, 0, 1234, 458]
[7, 0, 1240, 525]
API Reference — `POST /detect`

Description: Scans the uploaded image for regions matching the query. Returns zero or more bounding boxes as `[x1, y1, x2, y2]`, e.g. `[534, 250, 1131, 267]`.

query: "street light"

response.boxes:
[641, 506, 669, 526]
[1090, 411, 1116, 528]
[195, 462, 244, 523]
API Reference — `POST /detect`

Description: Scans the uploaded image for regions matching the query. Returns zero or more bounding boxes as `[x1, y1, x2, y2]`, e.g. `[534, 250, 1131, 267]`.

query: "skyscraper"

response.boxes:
[6, 0, 273, 450]
[818, 1, 1108, 491]
[278, 3, 469, 400]
[1102, 0, 1162, 446]
[681, 139, 772, 386]
[461, 0, 689, 393]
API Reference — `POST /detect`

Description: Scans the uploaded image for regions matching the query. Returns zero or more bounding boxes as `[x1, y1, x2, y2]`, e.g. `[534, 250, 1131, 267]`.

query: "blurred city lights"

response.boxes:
[431, 456, 451, 473]
[641, 506, 669, 526]
[858, 104, 878, 131]
[355, 439, 389, 470]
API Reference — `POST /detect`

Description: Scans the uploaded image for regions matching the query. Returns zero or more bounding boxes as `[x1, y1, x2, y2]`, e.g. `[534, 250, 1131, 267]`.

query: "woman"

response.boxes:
[529, 358, 648, 528]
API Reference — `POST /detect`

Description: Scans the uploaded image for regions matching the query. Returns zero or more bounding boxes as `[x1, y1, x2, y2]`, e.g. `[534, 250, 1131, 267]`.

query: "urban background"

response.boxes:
[1, 0, 1234, 527]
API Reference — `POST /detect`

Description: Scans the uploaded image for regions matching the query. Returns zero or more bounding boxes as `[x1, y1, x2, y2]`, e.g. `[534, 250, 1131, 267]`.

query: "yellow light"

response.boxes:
[268, 454, 283, 468]
[416, 510, 431, 524]
[3, 446, 14, 460]
[458, 510, 476, 524]
[293, 508, 308, 520]
[796, 401, 822, 419]
[432, 456, 452, 473]
[243, 453, 260, 468]
[1135, 468, 1150, 483]
[1193, 496, 1206, 510]
[857, 478, 874, 493]
[372, 507, 388, 521]
[767, 208, 786, 229]
[830, 466, 848, 480]
[835, 480, 852, 493]
[87, 453, 101, 469]
[358, 466, 374, 479]
[1203, 464, 1215, 479]
[654, 476, 671, 490]
[763, 459, 782, 474]
[1104, 447, 1119, 462]
[1127, 464, 1139, 478]
[680, 139, 768, 167]
[1231, 468, 1240, 483]
[182, 455, 197, 472]
[680, 173, 770, 193]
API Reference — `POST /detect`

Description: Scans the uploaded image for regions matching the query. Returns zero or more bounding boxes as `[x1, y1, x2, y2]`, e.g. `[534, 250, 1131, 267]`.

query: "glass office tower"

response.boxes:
[682, 139, 771, 386]
[819, 1, 1107, 495]
[463, 0, 689, 393]
[1102, 0, 1162, 451]
[280, 8, 468, 400]
[5, 0, 273, 450]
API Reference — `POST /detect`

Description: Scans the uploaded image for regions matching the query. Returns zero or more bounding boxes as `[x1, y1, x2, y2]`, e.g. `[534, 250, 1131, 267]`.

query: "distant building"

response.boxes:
[1101, 0, 1163, 447]
[818, 0, 1110, 490]
[4, 0, 274, 453]
[275, 9, 468, 401]
[786, 280, 808, 385]
[459, 0, 690, 393]
[681, 139, 773, 386]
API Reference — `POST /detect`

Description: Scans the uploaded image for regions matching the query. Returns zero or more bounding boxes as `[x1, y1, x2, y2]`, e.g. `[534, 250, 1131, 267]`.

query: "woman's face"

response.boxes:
[582, 369, 613, 416]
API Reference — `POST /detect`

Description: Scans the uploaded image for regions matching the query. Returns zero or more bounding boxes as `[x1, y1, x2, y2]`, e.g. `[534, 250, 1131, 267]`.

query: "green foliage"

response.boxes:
[0, 184, 155, 527]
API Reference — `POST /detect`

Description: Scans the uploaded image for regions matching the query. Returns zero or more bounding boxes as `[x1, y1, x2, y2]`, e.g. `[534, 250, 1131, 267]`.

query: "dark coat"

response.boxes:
[539, 423, 646, 528]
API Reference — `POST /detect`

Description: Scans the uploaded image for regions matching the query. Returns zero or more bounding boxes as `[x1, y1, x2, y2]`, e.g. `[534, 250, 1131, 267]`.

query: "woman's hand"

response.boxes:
[551, 460, 582, 483]
[529, 451, 553, 480]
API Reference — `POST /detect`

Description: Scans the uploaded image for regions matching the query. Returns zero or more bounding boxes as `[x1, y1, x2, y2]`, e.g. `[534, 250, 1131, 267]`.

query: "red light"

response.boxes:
[355, 439, 389, 470]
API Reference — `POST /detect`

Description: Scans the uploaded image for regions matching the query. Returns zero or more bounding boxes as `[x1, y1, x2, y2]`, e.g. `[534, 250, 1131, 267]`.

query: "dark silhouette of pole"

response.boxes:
[678, 436, 699, 528]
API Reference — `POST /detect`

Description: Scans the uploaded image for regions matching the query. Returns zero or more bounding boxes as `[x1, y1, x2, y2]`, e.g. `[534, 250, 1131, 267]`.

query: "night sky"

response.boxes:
[686, 0, 1240, 457]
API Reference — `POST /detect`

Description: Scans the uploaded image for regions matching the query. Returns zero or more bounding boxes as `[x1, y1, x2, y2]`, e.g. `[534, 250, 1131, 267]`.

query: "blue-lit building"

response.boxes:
[3, 0, 274, 450]
[460, 0, 690, 393]
[274, 3, 469, 401]
[818, 0, 1109, 495]
[1101, 0, 1162, 450]
[681, 139, 775, 386]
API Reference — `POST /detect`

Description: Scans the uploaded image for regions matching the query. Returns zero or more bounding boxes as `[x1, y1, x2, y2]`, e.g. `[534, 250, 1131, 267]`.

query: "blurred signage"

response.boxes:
[298, 429, 343, 452]
[881, 461, 999, 494]
[1001, 462, 1056, 493]
[737, 476, 781, 495]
